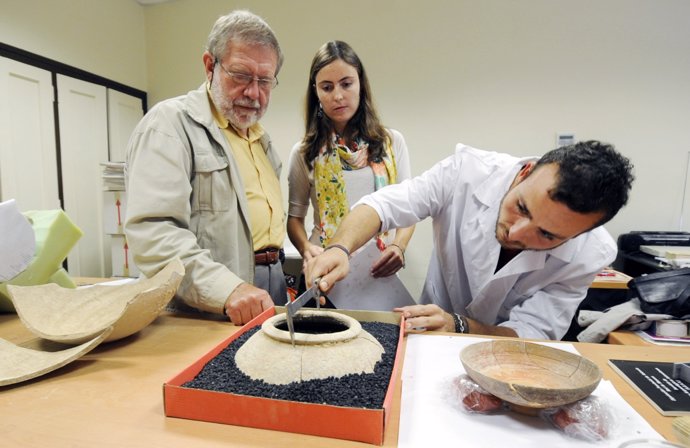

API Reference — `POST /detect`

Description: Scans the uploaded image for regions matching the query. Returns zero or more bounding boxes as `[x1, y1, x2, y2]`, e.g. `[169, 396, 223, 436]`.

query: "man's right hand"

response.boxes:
[224, 282, 273, 325]
[305, 245, 351, 294]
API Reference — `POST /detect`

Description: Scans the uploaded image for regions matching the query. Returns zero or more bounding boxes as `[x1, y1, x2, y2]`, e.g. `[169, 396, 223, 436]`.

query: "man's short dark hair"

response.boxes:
[533, 140, 634, 227]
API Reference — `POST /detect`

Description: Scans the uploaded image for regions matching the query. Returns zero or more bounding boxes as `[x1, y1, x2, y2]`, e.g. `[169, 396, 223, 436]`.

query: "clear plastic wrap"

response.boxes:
[451, 374, 505, 414]
[451, 374, 615, 442]
[541, 395, 615, 442]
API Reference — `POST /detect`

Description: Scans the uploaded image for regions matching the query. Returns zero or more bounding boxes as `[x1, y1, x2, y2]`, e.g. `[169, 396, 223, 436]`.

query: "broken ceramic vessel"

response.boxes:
[235, 310, 384, 385]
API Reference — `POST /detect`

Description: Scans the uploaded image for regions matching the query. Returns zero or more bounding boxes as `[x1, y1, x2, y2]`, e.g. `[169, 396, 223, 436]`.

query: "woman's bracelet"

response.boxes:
[389, 243, 406, 267]
[325, 244, 350, 258]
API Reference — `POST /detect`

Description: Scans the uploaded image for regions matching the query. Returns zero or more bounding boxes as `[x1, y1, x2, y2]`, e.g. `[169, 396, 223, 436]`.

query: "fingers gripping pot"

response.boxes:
[235, 310, 384, 385]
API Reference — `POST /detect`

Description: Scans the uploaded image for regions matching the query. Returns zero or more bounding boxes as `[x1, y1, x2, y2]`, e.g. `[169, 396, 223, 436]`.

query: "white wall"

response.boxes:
[0, 0, 147, 91]
[2, 0, 689, 298]
[143, 0, 690, 297]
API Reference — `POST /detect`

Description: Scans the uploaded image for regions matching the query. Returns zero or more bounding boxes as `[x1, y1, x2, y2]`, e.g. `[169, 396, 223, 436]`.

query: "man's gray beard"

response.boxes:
[209, 79, 259, 130]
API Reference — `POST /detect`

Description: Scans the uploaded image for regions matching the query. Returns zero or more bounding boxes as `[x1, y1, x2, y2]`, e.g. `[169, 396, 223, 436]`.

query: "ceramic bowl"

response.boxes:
[460, 339, 602, 409]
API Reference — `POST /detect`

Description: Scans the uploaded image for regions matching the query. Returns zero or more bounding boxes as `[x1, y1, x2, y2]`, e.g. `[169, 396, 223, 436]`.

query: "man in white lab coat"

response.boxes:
[306, 141, 634, 340]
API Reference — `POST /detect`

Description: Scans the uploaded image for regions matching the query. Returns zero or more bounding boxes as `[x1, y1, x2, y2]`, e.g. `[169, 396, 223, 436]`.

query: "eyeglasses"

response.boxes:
[215, 59, 278, 91]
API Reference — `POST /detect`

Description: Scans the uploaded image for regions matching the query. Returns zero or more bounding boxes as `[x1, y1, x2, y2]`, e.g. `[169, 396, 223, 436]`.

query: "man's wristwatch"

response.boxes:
[453, 313, 469, 334]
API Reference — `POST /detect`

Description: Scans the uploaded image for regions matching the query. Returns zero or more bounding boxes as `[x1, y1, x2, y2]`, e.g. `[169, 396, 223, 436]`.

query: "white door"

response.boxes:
[57, 74, 108, 277]
[0, 56, 60, 211]
[107, 89, 143, 162]
[104, 89, 144, 277]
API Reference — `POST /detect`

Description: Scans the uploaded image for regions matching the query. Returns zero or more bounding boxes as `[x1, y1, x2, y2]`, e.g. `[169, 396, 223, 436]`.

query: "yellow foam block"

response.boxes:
[0, 210, 82, 312]
[48, 268, 77, 289]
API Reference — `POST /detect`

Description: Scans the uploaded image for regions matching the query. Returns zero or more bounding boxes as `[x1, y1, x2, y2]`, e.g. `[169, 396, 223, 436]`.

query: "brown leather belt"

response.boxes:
[254, 248, 283, 265]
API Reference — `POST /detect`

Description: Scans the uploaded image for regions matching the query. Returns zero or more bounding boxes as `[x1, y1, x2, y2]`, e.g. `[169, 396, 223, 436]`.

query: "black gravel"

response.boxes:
[182, 321, 399, 409]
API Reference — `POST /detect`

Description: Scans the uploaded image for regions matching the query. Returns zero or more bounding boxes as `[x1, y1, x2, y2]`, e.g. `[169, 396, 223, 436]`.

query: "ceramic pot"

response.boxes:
[235, 310, 384, 385]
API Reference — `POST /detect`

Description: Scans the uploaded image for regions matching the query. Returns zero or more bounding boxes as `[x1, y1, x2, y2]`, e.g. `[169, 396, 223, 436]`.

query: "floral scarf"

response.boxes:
[314, 133, 397, 247]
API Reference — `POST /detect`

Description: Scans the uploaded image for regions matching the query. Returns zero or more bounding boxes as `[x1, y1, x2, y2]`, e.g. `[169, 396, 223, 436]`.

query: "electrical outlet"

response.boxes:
[556, 133, 575, 147]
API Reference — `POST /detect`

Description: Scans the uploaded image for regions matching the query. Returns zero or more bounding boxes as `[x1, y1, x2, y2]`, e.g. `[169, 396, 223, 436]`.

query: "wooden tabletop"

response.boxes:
[608, 330, 653, 346]
[590, 269, 632, 289]
[0, 310, 685, 446]
[574, 341, 684, 443]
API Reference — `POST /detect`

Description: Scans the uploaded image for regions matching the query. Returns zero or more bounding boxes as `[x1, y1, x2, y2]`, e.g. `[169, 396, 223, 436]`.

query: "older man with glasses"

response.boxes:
[125, 10, 286, 325]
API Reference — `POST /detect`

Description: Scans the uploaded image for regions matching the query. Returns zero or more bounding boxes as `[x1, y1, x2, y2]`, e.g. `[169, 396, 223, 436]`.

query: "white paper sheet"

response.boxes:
[399, 335, 663, 447]
[0, 199, 35, 282]
[327, 241, 415, 310]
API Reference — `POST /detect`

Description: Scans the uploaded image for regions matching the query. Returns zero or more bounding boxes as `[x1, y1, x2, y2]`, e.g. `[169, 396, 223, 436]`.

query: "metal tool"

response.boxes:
[285, 281, 321, 347]
[672, 362, 690, 383]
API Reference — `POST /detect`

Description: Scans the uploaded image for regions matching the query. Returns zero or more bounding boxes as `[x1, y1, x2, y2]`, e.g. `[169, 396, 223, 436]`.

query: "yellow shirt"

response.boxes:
[208, 91, 285, 251]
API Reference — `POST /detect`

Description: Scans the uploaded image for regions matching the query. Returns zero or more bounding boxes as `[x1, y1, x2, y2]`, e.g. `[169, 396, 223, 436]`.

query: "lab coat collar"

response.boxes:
[466, 248, 546, 322]
[491, 223, 588, 280]
[468, 156, 535, 289]
[466, 237, 582, 320]
[494, 249, 546, 278]
[492, 228, 588, 281]
[543, 231, 588, 262]
[472, 155, 536, 208]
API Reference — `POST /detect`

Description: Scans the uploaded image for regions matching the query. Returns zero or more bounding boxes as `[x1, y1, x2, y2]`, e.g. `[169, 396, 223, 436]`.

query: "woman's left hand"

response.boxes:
[370, 244, 405, 278]
[301, 243, 324, 272]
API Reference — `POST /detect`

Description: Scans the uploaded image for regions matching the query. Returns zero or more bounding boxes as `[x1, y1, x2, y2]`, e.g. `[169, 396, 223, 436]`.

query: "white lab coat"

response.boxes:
[357, 144, 616, 340]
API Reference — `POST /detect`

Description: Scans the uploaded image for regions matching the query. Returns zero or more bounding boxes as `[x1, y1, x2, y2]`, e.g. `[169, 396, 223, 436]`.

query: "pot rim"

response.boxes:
[262, 310, 362, 345]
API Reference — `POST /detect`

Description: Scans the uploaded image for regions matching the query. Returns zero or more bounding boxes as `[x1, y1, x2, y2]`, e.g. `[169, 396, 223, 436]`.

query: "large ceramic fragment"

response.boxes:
[460, 340, 602, 409]
[235, 310, 385, 385]
[0, 209, 82, 311]
[8, 258, 184, 344]
[0, 328, 111, 386]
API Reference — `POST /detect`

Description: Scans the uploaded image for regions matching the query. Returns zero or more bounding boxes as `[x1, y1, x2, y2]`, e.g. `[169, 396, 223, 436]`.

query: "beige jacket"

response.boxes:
[124, 84, 282, 314]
